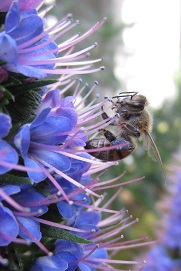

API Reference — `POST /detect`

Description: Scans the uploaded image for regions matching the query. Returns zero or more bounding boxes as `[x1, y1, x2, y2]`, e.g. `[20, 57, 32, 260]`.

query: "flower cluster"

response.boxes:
[140, 156, 181, 271]
[0, 1, 148, 270]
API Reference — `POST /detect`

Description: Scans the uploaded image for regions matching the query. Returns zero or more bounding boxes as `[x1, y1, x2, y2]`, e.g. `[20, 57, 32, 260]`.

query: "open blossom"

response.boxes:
[14, 90, 81, 183]
[0, 0, 44, 12]
[0, 1, 58, 78]
[0, 1, 104, 79]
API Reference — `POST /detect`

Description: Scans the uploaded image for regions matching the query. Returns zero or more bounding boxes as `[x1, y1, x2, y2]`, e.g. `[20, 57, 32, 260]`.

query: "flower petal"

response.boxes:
[0, 139, 18, 174]
[31, 254, 68, 271]
[0, 33, 18, 64]
[17, 216, 42, 241]
[14, 124, 30, 157]
[0, 113, 12, 138]
[0, 203, 19, 246]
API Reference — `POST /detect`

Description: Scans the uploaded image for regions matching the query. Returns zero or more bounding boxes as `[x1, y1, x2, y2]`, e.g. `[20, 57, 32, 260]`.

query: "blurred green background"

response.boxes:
[44, 0, 181, 265]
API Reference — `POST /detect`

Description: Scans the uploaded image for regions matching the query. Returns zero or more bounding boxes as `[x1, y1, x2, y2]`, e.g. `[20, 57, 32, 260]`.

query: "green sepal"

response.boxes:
[0, 85, 15, 105]
[8, 79, 58, 96]
[41, 224, 92, 244]
[0, 174, 33, 185]
[1, 78, 58, 124]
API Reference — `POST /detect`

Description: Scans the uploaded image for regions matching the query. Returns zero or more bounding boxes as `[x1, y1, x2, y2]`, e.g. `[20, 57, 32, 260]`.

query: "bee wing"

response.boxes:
[140, 131, 157, 162]
[141, 131, 165, 177]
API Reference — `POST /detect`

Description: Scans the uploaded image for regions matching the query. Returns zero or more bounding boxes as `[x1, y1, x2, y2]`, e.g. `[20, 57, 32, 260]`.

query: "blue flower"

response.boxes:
[14, 91, 80, 183]
[143, 245, 181, 271]
[0, 203, 19, 246]
[0, 186, 48, 244]
[0, 113, 18, 174]
[0, 1, 58, 78]
[31, 254, 68, 271]
[0, 0, 44, 12]
[54, 240, 108, 271]
[67, 209, 100, 238]
[164, 169, 181, 251]
[142, 167, 181, 270]
[0, 1, 105, 79]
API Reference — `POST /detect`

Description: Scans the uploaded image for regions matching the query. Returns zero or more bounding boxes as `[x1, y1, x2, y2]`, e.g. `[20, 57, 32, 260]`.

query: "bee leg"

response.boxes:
[101, 106, 117, 126]
[121, 122, 140, 138]
[99, 129, 117, 142]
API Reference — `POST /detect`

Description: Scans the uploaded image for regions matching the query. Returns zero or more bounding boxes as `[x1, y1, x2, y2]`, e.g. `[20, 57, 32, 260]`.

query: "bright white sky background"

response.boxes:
[113, 0, 180, 108]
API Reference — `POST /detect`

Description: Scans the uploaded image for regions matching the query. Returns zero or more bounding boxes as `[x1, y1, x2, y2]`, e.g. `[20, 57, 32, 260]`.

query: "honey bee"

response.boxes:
[85, 128, 135, 161]
[85, 92, 164, 174]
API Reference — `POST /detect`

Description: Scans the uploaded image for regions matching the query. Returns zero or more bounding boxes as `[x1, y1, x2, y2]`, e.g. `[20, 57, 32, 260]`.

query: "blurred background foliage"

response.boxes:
[44, 0, 181, 264]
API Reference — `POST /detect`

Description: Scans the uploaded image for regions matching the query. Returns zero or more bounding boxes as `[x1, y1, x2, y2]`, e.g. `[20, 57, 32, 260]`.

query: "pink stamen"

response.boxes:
[107, 240, 156, 251]
[35, 156, 102, 199]
[69, 245, 99, 266]
[18, 15, 74, 50]
[38, 65, 105, 75]
[78, 100, 104, 116]
[13, 209, 44, 216]
[75, 202, 119, 214]
[80, 262, 126, 271]
[0, 232, 30, 245]
[93, 172, 126, 188]
[84, 257, 139, 265]
[0, 188, 30, 212]
[77, 102, 105, 123]
[0, 160, 44, 174]
[85, 162, 118, 176]
[34, 217, 96, 233]
[75, 81, 98, 108]
[93, 177, 145, 191]
[57, 18, 107, 51]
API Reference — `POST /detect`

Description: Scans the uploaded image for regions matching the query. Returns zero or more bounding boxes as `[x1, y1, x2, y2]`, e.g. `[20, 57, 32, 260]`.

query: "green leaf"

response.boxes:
[41, 224, 92, 244]
[0, 174, 33, 185]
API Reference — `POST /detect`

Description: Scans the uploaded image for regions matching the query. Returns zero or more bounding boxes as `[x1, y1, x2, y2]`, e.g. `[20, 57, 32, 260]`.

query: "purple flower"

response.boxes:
[0, 1, 105, 79]
[14, 90, 83, 183]
[143, 245, 181, 271]
[0, 0, 44, 12]
[142, 164, 181, 270]
[0, 2, 58, 78]
[0, 113, 18, 174]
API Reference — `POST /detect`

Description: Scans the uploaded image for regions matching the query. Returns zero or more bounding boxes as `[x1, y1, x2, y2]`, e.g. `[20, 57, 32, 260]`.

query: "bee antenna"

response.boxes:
[112, 91, 138, 99]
